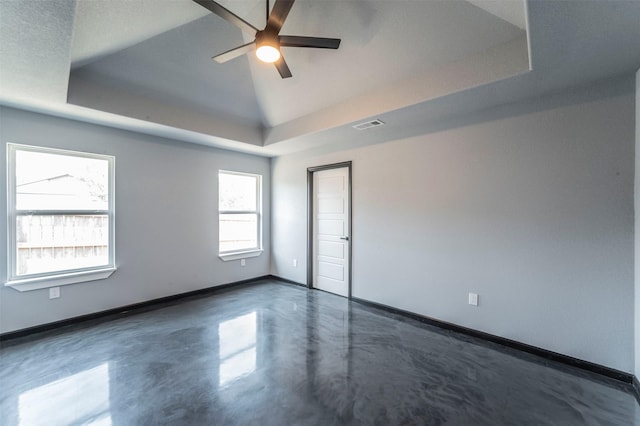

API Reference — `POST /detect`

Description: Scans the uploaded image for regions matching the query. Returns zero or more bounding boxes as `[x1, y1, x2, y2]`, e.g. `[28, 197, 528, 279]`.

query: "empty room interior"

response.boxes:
[1, 0, 640, 424]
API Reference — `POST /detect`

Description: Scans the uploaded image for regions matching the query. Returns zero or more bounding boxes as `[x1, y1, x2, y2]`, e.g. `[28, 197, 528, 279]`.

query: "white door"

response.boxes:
[313, 167, 350, 297]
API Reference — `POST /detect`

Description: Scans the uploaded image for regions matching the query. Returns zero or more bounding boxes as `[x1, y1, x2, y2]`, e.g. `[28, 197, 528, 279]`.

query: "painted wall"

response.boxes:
[0, 107, 271, 333]
[271, 78, 635, 373]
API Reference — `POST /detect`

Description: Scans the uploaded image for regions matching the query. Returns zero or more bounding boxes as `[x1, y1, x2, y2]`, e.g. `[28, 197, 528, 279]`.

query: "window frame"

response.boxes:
[5, 143, 116, 291]
[218, 170, 263, 261]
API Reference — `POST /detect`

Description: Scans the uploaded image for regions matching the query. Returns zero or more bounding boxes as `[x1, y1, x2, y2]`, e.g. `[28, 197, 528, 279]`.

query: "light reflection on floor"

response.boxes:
[18, 363, 111, 426]
[218, 311, 257, 387]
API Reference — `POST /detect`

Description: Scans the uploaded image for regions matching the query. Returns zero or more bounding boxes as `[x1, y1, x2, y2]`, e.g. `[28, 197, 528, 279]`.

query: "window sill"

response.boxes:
[5, 267, 117, 292]
[219, 249, 263, 262]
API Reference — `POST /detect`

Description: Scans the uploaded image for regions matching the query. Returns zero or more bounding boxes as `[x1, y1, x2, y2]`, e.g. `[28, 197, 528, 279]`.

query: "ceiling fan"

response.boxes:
[193, 0, 341, 78]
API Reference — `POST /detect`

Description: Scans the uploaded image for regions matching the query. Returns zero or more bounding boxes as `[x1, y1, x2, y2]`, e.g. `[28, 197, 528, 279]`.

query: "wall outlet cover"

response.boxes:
[468, 292, 479, 306]
[49, 287, 60, 299]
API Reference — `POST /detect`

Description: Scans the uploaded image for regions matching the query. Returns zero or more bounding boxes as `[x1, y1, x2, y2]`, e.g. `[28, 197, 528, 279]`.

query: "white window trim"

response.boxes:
[219, 249, 263, 262]
[218, 170, 262, 261]
[5, 268, 117, 292]
[5, 143, 116, 291]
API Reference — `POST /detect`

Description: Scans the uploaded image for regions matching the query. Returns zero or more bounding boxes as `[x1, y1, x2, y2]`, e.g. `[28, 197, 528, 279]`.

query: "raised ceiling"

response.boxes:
[1, 1, 640, 157]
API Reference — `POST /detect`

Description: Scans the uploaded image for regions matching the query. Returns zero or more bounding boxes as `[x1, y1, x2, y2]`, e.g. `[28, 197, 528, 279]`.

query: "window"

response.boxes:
[6, 144, 115, 291]
[218, 170, 262, 260]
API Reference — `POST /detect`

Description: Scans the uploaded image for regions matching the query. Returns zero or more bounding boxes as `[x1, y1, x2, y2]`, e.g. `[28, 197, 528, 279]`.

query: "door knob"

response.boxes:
[340, 236, 349, 241]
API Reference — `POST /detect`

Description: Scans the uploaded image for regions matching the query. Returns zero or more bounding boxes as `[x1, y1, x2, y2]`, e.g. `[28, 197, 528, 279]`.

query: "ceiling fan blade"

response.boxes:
[193, 0, 258, 35]
[279, 35, 341, 49]
[274, 55, 292, 79]
[266, 0, 295, 34]
[213, 42, 255, 63]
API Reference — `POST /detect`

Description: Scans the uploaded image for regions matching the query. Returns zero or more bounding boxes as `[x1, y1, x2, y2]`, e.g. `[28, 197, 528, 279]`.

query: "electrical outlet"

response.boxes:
[240, 259, 246, 267]
[49, 287, 60, 299]
[468, 292, 479, 306]
[293, 259, 298, 267]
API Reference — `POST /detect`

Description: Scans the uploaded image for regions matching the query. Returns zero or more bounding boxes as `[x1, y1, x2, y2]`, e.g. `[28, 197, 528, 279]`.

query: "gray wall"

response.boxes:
[271, 78, 635, 373]
[0, 107, 271, 333]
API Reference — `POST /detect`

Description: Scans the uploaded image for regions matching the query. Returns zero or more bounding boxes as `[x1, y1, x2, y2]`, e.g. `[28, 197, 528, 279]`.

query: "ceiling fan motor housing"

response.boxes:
[256, 30, 281, 49]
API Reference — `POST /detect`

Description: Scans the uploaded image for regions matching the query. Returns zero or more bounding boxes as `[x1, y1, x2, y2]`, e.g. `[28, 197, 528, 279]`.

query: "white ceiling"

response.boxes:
[70, 0, 210, 68]
[1, 1, 640, 157]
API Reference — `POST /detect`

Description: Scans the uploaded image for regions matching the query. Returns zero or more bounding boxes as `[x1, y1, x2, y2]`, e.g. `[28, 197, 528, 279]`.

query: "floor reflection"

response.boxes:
[218, 311, 257, 387]
[2, 282, 637, 425]
[18, 363, 111, 426]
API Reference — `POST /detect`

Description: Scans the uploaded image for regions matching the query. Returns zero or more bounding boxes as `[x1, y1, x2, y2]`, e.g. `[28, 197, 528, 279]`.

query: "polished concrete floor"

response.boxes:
[1, 280, 638, 425]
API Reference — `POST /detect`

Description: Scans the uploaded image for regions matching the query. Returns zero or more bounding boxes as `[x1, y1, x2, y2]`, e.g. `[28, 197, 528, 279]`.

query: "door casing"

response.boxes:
[307, 161, 353, 298]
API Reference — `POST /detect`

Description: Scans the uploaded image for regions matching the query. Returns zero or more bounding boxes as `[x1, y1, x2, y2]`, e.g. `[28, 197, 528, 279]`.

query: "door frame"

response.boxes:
[307, 161, 353, 298]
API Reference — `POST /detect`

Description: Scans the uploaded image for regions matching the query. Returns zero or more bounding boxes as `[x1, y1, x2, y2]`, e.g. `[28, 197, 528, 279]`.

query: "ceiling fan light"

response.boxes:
[256, 44, 280, 63]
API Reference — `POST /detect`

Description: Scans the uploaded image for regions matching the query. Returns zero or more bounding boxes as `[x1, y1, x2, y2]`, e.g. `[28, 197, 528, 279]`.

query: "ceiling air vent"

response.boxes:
[352, 119, 385, 131]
